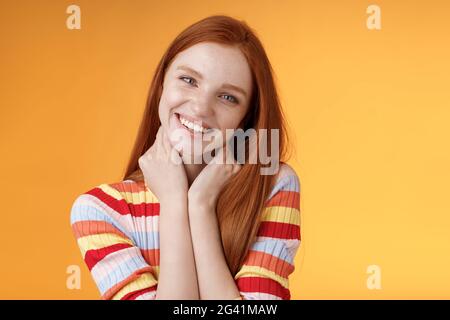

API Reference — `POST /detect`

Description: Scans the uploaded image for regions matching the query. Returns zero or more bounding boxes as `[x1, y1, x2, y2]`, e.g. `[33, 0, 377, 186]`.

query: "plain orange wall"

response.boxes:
[1, 0, 449, 299]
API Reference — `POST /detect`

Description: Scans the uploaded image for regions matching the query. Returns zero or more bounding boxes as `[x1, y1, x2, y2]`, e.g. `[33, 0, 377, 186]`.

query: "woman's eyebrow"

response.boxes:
[176, 65, 248, 98]
[221, 83, 248, 98]
[176, 65, 204, 80]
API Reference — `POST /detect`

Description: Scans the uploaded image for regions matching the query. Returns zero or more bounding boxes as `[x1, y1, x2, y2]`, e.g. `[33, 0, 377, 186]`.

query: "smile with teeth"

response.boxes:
[179, 115, 210, 134]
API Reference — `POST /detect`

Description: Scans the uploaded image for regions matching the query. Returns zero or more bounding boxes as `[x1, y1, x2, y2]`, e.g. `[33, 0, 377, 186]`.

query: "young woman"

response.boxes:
[70, 15, 302, 300]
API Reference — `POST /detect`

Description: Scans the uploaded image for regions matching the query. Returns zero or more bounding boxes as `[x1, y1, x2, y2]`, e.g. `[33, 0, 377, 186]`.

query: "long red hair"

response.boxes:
[123, 15, 291, 276]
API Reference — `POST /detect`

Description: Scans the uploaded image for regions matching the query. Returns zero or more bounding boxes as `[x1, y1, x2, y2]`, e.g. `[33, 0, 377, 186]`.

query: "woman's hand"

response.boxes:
[138, 126, 188, 205]
[188, 145, 241, 210]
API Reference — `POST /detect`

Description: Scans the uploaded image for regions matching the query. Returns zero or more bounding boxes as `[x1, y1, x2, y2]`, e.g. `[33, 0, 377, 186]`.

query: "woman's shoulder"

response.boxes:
[276, 162, 300, 181]
[268, 162, 301, 199]
[107, 179, 148, 197]
[259, 162, 302, 244]
[73, 179, 142, 201]
[70, 179, 159, 220]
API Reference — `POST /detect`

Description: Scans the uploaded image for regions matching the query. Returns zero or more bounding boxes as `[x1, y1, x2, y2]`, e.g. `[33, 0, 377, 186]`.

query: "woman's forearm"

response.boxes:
[155, 197, 200, 299]
[188, 203, 242, 300]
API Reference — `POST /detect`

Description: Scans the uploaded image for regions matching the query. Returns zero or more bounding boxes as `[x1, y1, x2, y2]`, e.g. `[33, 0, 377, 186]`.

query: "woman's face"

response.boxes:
[158, 42, 253, 161]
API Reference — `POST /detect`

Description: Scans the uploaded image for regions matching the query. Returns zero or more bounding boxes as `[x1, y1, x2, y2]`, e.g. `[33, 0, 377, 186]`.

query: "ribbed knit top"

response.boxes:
[70, 166, 301, 300]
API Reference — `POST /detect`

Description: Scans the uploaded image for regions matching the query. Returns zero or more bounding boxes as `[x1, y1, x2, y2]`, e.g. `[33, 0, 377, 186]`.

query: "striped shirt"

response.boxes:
[70, 168, 301, 300]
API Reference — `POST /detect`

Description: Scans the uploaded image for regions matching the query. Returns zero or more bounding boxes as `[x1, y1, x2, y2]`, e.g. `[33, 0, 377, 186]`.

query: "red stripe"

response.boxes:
[111, 180, 147, 193]
[102, 266, 154, 300]
[257, 221, 300, 240]
[86, 187, 160, 217]
[140, 249, 160, 267]
[242, 250, 294, 278]
[84, 243, 132, 270]
[121, 285, 157, 300]
[265, 191, 300, 208]
[236, 277, 290, 300]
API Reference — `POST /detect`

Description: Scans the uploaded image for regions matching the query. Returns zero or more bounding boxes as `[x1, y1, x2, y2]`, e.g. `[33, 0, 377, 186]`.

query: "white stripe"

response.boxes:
[135, 291, 157, 300]
[91, 246, 145, 283]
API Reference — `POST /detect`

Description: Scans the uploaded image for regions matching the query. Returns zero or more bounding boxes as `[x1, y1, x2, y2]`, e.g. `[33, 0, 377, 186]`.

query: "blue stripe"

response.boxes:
[71, 196, 160, 250]
[268, 175, 300, 200]
[70, 196, 131, 239]
[129, 231, 160, 250]
[250, 239, 293, 264]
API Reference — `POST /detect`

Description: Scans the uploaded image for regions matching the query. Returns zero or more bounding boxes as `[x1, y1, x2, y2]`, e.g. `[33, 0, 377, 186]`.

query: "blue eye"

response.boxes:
[179, 76, 239, 104]
[222, 94, 239, 104]
[179, 76, 196, 86]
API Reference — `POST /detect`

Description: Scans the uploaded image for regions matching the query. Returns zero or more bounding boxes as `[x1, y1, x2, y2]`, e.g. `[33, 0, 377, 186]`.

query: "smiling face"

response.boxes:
[158, 42, 253, 161]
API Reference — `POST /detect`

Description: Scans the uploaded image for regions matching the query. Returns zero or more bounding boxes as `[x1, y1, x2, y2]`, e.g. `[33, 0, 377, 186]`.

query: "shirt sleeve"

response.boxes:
[70, 183, 158, 300]
[234, 172, 301, 300]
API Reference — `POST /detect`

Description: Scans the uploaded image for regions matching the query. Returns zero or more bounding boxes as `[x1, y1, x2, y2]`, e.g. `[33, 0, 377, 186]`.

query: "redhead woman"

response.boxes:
[70, 15, 302, 300]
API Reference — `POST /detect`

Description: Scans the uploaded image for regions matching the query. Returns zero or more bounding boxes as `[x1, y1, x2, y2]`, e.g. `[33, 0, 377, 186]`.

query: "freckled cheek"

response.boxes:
[216, 111, 246, 133]
[164, 85, 189, 103]
[158, 89, 187, 124]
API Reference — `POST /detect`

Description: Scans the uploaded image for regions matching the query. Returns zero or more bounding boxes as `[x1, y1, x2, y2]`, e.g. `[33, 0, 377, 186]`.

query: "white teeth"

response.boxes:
[179, 115, 209, 133]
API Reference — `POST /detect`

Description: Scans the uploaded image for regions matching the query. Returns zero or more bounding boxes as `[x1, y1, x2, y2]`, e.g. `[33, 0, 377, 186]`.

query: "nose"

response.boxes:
[190, 94, 214, 118]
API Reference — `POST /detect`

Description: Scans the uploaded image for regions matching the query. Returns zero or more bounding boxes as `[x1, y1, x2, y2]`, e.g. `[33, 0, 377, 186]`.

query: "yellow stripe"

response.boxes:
[261, 207, 300, 226]
[112, 273, 158, 300]
[97, 184, 124, 200]
[98, 184, 159, 204]
[77, 233, 133, 257]
[152, 266, 160, 278]
[235, 265, 289, 289]
[120, 190, 159, 205]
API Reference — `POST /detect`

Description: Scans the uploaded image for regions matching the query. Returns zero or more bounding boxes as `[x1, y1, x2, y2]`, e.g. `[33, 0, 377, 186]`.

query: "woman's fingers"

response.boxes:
[161, 127, 172, 154]
[155, 126, 163, 150]
[225, 144, 236, 164]
[211, 145, 224, 164]
[145, 126, 161, 161]
[223, 144, 241, 174]
[156, 126, 171, 161]
[152, 126, 179, 163]
[164, 130, 184, 165]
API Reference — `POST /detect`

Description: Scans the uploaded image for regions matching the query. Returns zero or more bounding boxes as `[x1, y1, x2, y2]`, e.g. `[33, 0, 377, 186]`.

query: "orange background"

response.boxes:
[1, 0, 449, 299]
